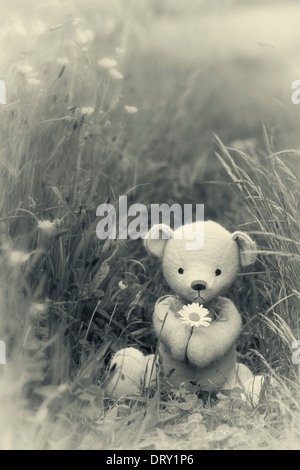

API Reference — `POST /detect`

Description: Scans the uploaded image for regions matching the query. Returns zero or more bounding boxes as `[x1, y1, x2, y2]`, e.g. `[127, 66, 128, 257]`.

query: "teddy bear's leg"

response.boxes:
[105, 347, 157, 399]
[224, 363, 264, 406]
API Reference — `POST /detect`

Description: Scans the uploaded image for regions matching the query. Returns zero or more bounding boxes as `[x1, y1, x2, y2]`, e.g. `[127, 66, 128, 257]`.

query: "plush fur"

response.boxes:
[105, 221, 263, 404]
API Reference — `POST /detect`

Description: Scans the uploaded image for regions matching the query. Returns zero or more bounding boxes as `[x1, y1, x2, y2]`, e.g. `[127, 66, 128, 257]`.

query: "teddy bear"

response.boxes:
[105, 220, 264, 404]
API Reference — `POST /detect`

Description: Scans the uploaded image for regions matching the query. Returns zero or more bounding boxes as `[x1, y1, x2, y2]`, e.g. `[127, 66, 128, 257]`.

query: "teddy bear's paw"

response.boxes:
[105, 347, 153, 399]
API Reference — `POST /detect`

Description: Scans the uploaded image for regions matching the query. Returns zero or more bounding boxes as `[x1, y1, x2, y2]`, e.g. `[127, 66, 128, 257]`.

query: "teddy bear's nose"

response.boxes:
[191, 280, 207, 291]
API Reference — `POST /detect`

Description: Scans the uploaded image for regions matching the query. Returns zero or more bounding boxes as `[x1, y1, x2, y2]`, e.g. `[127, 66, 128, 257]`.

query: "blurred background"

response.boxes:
[0, 0, 300, 450]
[2, 0, 300, 165]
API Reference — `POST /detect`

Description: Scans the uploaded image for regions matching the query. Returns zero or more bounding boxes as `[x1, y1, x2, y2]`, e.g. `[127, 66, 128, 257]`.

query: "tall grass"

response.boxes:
[216, 131, 300, 377]
[0, 2, 299, 450]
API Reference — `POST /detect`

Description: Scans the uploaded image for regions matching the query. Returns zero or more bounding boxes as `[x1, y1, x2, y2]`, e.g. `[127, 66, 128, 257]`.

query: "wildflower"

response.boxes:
[37, 220, 56, 233]
[116, 46, 125, 56]
[81, 106, 94, 116]
[98, 58, 117, 69]
[178, 303, 211, 328]
[73, 17, 83, 25]
[8, 250, 30, 266]
[257, 40, 274, 48]
[27, 78, 41, 86]
[35, 19, 46, 35]
[49, 23, 63, 31]
[75, 28, 94, 44]
[57, 57, 70, 65]
[12, 19, 28, 37]
[124, 105, 138, 114]
[30, 302, 48, 313]
[118, 280, 128, 290]
[104, 17, 117, 34]
[29, 302, 49, 320]
[15, 64, 33, 74]
[109, 68, 123, 80]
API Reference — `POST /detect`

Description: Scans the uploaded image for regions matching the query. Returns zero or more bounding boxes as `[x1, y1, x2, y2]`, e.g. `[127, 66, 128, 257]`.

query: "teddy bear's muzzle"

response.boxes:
[191, 280, 207, 291]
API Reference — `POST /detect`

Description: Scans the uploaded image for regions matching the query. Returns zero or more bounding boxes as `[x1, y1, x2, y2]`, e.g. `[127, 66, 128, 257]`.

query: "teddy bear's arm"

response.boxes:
[185, 297, 242, 368]
[153, 296, 193, 363]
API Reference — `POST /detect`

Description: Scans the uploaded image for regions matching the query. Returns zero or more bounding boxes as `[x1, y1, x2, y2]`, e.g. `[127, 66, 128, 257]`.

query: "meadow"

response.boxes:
[0, 0, 299, 450]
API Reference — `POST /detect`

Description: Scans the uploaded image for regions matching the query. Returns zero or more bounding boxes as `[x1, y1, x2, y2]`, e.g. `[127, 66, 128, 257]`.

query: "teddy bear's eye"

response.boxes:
[215, 269, 222, 276]
[178, 268, 184, 274]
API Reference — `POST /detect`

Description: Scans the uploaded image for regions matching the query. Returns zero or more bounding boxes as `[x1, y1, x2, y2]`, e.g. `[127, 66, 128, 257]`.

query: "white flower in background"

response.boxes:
[98, 58, 117, 69]
[257, 40, 274, 48]
[27, 78, 41, 86]
[81, 106, 94, 116]
[116, 46, 125, 56]
[9, 250, 30, 266]
[35, 19, 46, 35]
[12, 19, 28, 37]
[15, 64, 33, 74]
[73, 17, 83, 25]
[104, 17, 117, 34]
[37, 220, 57, 234]
[57, 57, 70, 65]
[118, 280, 128, 290]
[109, 68, 123, 80]
[124, 105, 138, 114]
[75, 27, 94, 44]
[178, 303, 211, 328]
[49, 23, 63, 31]
[37, 219, 63, 231]
[29, 302, 49, 319]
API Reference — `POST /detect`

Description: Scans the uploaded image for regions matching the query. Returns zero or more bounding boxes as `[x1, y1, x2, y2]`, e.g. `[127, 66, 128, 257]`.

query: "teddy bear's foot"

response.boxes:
[241, 374, 264, 406]
[224, 363, 264, 406]
[105, 347, 156, 399]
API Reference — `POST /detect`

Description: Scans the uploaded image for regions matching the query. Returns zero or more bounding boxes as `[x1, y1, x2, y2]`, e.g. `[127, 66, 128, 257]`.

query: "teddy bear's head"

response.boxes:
[145, 220, 256, 303]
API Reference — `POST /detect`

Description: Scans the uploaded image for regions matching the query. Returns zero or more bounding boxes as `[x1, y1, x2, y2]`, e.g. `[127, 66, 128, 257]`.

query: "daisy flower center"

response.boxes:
[188, 312, 201, 322]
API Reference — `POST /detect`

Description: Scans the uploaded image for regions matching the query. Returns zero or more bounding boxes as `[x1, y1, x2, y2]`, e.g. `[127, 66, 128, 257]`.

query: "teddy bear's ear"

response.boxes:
[232, 231, 257, 267]
[144, 224, 173, 258]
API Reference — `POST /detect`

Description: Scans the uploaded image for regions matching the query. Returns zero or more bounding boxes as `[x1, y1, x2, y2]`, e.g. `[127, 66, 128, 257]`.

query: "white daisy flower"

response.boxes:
[29, 301, 49, 319]
[75, 28, 94, 44]
[37, 220, 54, 230]
[73, 17, 83, 26]
[81, 106, 94, 116]
[98, 58, 117, 69]
[12, 19, 28, 37]
[37, 220, 58, 237]
[27, 78, 41, 86]
[178, 303, 211, 328]
[257, 40, 274, 48]
[116, 46, 125, 56]
[109, 68, 123, 80]
[15, 64, 33, 74]
[9, 250, 30, 266]
[124, 105, 138, 114]
[57, 57, 70, 65]
[118, 280, 128, 290]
